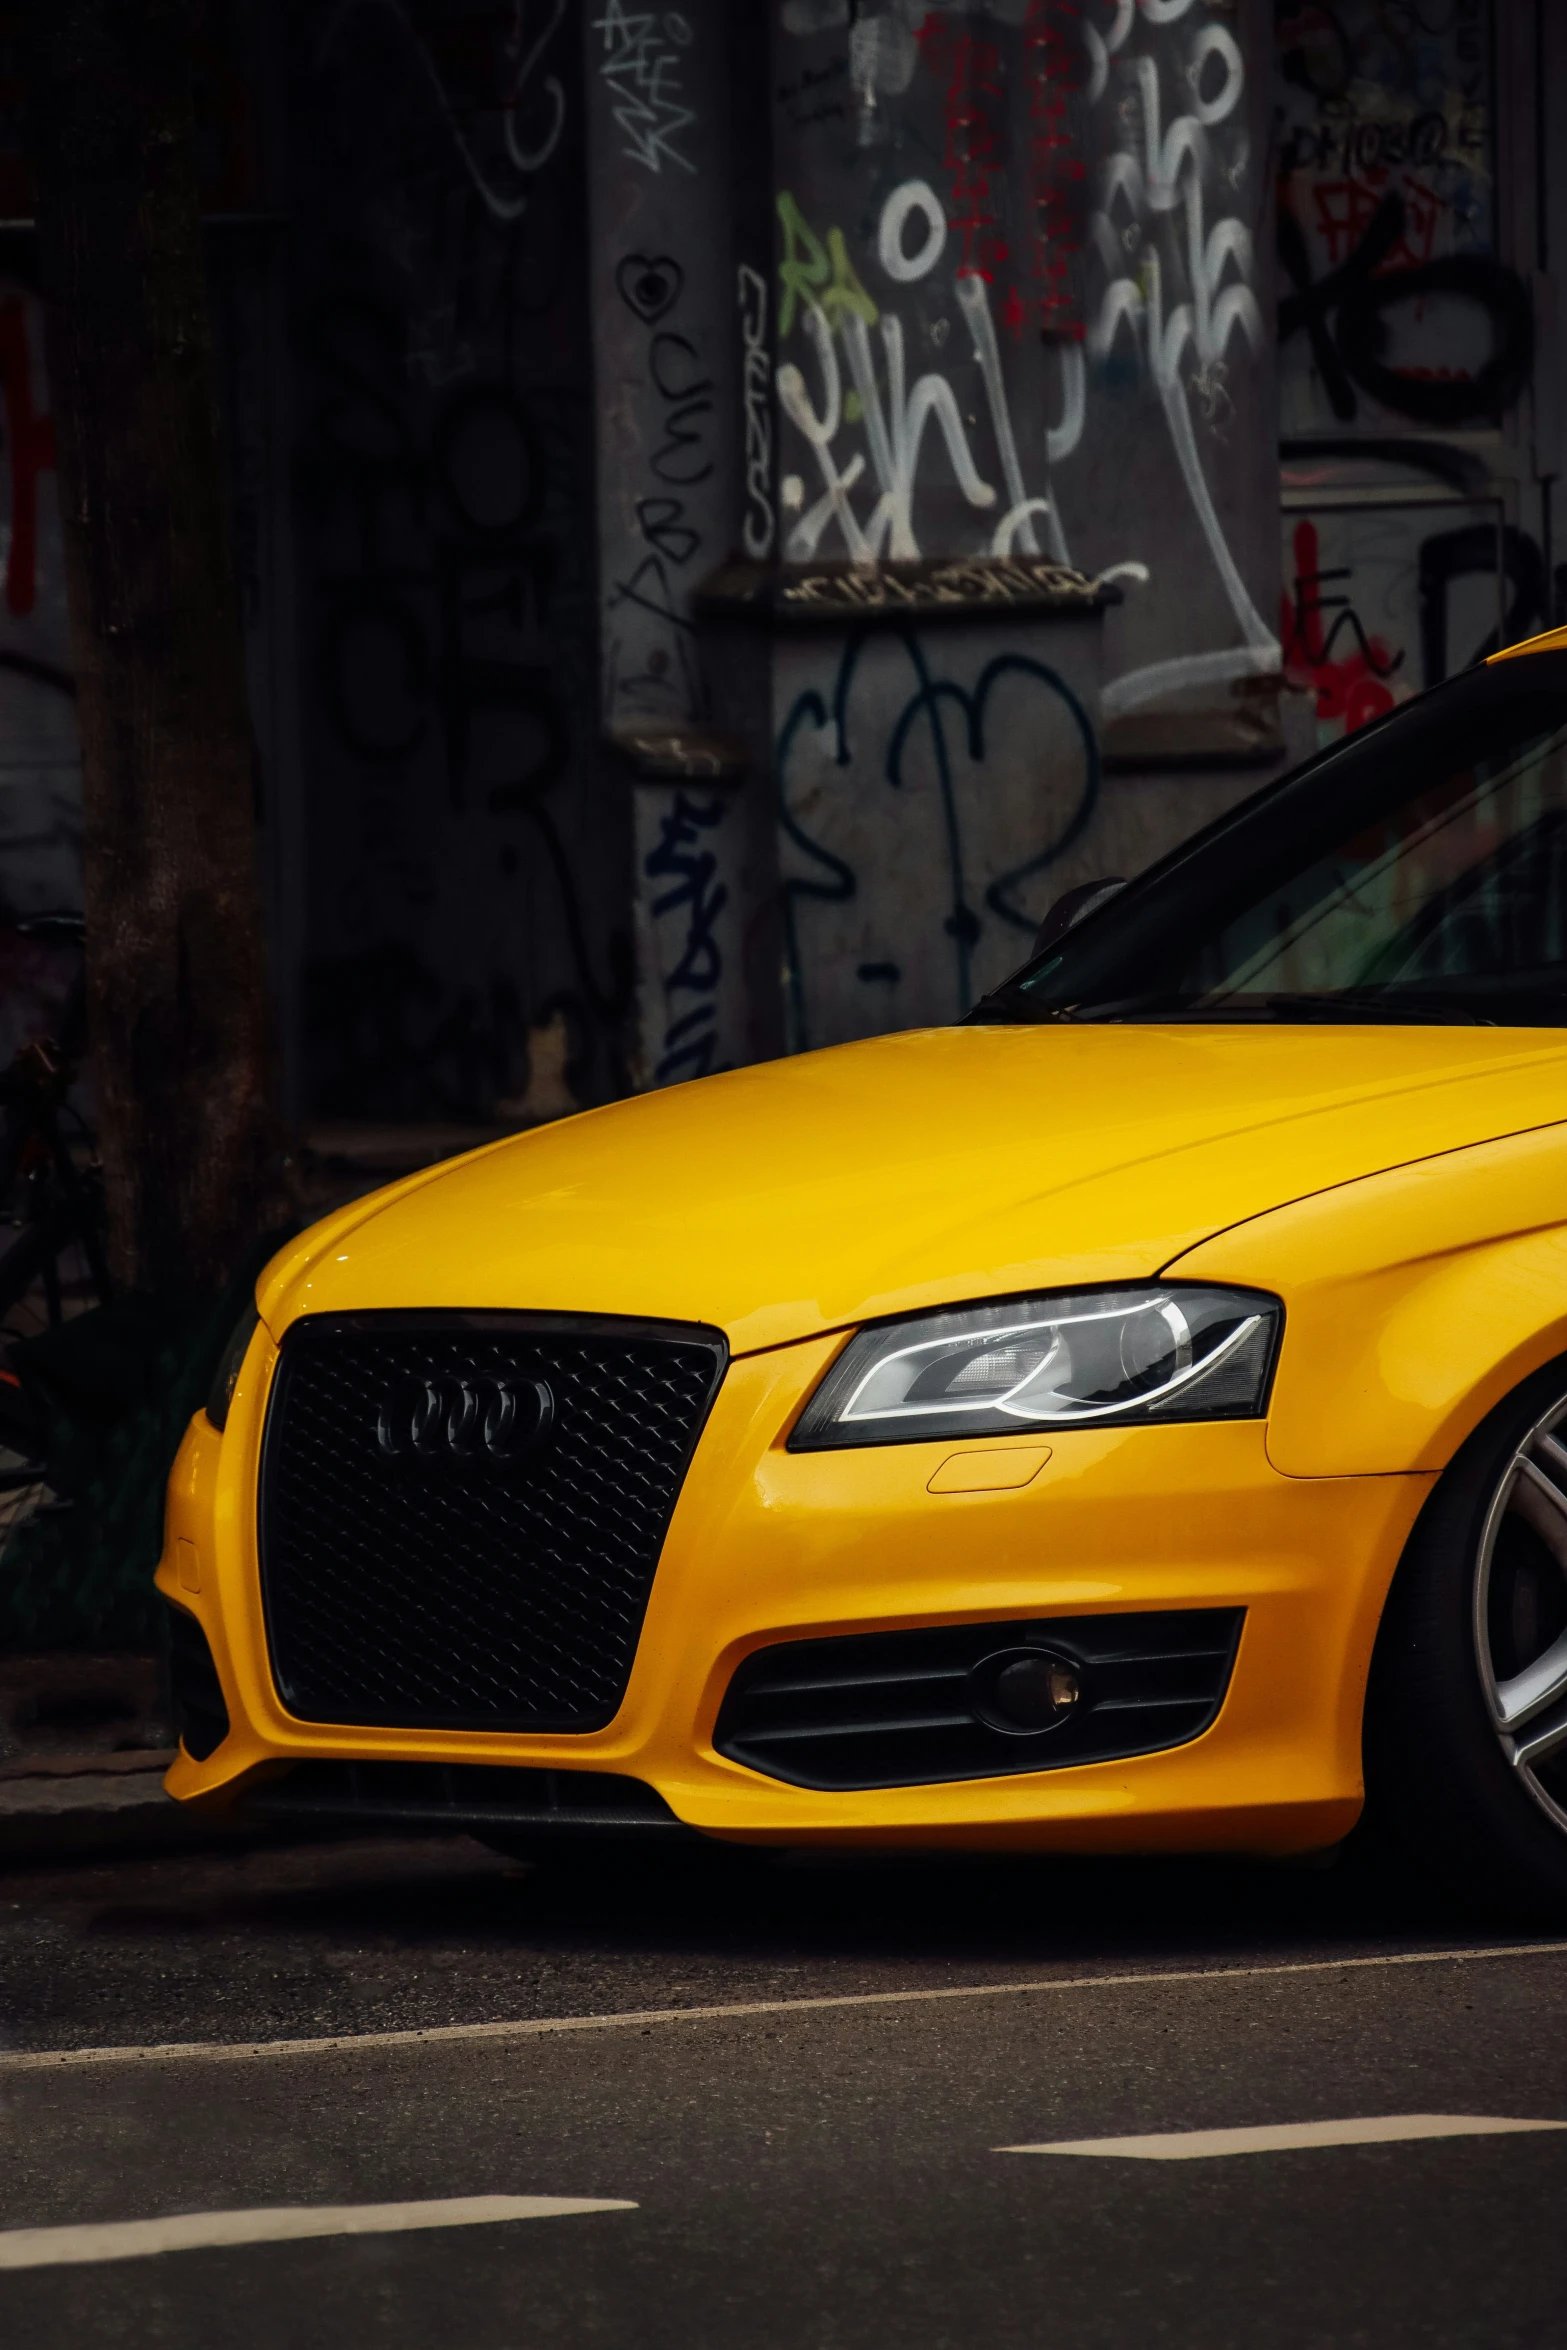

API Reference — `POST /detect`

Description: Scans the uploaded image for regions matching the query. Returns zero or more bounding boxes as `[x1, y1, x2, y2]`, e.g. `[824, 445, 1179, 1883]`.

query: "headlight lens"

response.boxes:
[789, 1285, 1281, 1450]
[205, 1302, 261, 1432]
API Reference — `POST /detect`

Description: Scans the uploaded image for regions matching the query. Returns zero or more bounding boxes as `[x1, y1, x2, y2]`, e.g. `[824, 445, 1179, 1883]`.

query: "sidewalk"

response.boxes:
[0, 1653, 249, 1862]
[0, 1747, 189, 1859]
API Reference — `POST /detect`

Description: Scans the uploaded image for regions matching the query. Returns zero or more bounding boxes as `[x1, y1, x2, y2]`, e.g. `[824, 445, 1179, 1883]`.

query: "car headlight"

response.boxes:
[789, 1285, 1281, 1450]
[205, 1302, 261, 1432]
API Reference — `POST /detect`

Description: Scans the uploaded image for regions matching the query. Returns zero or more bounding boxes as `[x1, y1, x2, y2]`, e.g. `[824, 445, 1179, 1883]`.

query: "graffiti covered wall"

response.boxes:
[1277, 0, 1545, 746]
[773, 598, 1105, 1045]
[1278, 0, 1510, 439]
[290, 0, 626, 1123]
[767, 0, 1279, 1049]
[585, 0, 783, 1090]
[0, 2, 1553, 1119]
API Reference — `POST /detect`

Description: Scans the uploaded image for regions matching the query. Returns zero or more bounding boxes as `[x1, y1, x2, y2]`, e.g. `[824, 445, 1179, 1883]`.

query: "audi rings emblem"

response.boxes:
[375, 1374, 554, 1464]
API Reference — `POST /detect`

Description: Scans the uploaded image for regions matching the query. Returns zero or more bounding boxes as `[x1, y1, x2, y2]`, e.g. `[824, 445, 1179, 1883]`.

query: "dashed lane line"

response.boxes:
[1001, 2114, 1567, 2160]
[1, 1940, 1564, 2073]
[0, 2196, 637, 2272]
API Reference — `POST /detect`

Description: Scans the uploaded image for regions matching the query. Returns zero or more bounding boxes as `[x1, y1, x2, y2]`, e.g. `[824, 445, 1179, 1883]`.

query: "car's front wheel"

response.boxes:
[1367, 1357, 1567, 1917]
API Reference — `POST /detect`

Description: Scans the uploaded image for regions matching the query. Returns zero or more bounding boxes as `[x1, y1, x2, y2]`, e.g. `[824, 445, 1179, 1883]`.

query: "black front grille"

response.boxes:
[245, 1760, 691, 1835]
[259, 1311, 725, 1732]
[714, 1610, 1244, 1789]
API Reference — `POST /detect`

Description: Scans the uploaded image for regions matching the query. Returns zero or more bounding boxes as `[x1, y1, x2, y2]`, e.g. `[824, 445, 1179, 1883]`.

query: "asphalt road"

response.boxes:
[3, 1833, 1567, 2346]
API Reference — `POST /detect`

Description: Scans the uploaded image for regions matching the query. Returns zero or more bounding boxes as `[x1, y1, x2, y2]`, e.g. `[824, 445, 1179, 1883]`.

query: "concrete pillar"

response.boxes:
[707, 0, 1280, 1053]
[583, 2, 782, 1088]
[579, 3, 1314, 1074]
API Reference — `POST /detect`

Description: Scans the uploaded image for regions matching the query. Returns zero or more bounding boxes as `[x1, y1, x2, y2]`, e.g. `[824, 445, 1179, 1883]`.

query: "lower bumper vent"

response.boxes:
[243, 1760, 692, 1836]
[164, 1603, 229, 1762]
[714, 1609, 1244, 1790]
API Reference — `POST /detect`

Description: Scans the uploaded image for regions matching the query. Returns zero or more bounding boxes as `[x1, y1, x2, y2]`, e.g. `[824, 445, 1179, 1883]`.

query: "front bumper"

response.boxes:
[156, 1325, 1430, 1855]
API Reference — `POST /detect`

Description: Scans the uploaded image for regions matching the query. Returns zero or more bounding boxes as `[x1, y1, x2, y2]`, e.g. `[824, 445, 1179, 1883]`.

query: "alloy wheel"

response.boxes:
[1473, 1394, 1567, 1835]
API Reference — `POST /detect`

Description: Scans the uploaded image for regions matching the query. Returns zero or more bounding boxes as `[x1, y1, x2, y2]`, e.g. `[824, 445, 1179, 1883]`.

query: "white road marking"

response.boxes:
[1, 1940, 1563, 2074]
[1001, 2115, 1567, 2160]
[0, 2195, 636, 2272]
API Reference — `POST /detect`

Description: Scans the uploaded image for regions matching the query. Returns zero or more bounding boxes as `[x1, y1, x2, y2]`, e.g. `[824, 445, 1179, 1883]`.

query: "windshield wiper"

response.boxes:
[984, 986, 1493, 1025]
[1231, 989, 1489, 1025]
[974, 977, 1567, 1026]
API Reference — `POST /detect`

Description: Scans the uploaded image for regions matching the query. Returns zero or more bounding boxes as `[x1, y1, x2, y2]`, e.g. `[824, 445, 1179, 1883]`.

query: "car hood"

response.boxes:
[264, 1024, 1567, 1354]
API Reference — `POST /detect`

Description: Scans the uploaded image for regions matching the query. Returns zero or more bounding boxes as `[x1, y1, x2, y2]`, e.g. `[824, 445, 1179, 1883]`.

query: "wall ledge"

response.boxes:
[694, 556, 1118, 629]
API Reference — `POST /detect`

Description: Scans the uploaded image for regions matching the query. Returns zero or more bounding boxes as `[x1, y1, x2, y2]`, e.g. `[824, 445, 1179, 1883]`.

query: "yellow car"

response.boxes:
[161, 627, 1567, 1910]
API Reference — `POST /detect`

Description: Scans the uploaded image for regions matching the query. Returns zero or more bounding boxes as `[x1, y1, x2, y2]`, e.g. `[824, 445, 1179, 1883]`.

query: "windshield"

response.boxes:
[983, 655, 1567, 1026]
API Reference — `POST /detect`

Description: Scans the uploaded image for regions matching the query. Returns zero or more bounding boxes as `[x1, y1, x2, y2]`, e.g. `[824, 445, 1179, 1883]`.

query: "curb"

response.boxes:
[0, 1759, 266, 1864]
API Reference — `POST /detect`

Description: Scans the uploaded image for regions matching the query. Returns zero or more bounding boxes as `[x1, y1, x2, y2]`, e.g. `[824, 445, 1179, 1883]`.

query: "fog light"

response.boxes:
[970, 1646, 1082, 1734]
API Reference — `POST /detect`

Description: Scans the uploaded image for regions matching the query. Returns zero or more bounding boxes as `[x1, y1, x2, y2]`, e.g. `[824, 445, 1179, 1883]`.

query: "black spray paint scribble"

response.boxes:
[774, 628, 1099, 1052]
[606, 248, 714, 720]
[1419, 523, 1545, 684]
[1278, 191, 1533, 428]
[642, 790, 729, 1083]
[297, 293, 631, 1110]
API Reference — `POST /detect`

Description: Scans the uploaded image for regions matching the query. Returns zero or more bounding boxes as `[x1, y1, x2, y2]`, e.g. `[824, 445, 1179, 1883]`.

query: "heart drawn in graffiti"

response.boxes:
[615, 253, 685, 327]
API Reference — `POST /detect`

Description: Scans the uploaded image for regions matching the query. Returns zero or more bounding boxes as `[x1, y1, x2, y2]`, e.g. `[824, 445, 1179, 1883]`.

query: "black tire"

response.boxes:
[1366, 1353, 1567, 1919]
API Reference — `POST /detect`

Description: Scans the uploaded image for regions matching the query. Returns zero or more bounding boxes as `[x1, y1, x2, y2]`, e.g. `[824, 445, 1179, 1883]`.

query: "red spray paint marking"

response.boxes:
[1024, 0, 1086, 342]
[1312, 174, 1445, 271]
[1280, 517, 1404, 733]
[918, 22, 1010, 289]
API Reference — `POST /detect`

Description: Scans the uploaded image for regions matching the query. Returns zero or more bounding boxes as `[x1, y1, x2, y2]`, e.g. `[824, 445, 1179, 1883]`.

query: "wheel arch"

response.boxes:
[1358, 1342, 1567, 1911]
[1166, 1116, 1567, 1477]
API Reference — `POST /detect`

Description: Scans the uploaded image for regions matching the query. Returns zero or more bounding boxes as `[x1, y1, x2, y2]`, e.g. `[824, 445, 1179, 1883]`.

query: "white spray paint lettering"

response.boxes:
[778, 177, 1081, 566]
[593, 3, 698, 177]
[1085, 0, 1278, 714]
[775, 0, 1278, 712]
[738, 266, 775, 560]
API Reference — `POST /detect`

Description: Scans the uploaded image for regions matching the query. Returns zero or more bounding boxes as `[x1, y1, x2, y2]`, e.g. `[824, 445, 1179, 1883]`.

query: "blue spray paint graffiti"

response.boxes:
[642, 789, 729, 1081]
[775, 628, 1100, 1051]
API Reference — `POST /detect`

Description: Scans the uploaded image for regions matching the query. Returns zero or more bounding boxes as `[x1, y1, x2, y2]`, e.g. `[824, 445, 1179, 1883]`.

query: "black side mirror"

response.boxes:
[1032, 877, 1125, 958]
